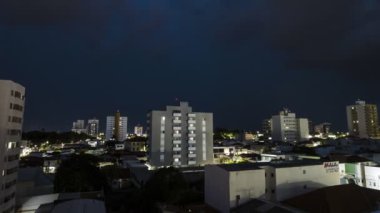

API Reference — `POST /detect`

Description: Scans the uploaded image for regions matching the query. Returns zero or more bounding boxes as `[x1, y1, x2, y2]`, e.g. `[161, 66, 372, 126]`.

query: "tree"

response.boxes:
[23, 131, 94, 145]
[144, 167, 189, 204]
[54, 154, 107, 193]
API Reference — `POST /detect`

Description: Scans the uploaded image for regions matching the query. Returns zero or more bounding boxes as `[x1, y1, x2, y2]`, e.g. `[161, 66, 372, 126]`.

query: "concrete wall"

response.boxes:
[263, 166, 277, 201]
[364, 166, 380, 190]
[229, 169, 266, 209]
[273, 162, 340, 201]
[205, 166, 230, 213]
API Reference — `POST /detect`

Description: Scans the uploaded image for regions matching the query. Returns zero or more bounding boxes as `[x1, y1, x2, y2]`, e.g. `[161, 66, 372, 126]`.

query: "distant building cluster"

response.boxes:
[6, 77, 380, 213]
[72, 119, 99, 137]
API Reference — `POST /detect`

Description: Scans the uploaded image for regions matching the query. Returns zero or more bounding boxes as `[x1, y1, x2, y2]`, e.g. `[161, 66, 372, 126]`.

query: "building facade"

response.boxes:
[106, 111, 128, 141]
[262, 119, 272, 139]
[347, 100, 380, 138]
[134, 125, 143, 136]
[0, 80, 26, 213]
[71, 120, 87, 134]
[205, 161, 340, 213]
[271, 109, 309, 142]
[87, 119, 99, 137]
[314, 122, 331, 136]
[147, 102, 213, 168]
[263, 161, 340, 201]
[205, 164, 265, 213]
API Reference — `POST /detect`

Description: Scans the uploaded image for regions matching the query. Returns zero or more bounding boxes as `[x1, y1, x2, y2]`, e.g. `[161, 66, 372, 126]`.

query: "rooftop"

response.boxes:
[264, 160, 324, 168]
[329, 154, 370, 163]
[217, 163, 262, 172]
[216, 160, 330, 172]
[284, 184, 380, 213]
[231, 199, 301, 213]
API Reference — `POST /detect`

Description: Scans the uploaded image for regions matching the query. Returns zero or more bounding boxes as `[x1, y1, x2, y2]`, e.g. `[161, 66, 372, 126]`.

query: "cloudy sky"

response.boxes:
[1, 0, 380, 132]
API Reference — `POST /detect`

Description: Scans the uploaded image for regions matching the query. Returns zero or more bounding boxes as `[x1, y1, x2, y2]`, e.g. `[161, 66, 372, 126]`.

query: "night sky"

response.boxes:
[1, 0, 380, 132]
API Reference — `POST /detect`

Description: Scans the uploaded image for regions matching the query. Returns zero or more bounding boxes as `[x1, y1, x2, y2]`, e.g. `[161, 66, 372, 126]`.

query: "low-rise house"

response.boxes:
[205, 160, 340, 213]
[205, 164, 266, 213]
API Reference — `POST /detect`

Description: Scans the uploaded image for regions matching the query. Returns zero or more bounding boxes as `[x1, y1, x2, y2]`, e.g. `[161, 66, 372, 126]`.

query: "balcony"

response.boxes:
[188, 147, 196, 151]
[173, 133, 182, 138]
[188, 161, 196, 165]
[188, 133, 196, 137]
[173, 120, 182, 124]
[188, 120, 196, 124]
[173, 140, 181, 145]
[173, 126, 182, 131]
[7, 148, 20, 156]
[188, 153, 196, 158]
[173, 147, 181, 152]
[188, 126, 196, 131]
[188, 140, 196, 144]
[188, 113, 196, 118]
[173, 154, 181, 158]
[173, 113, 182, 117]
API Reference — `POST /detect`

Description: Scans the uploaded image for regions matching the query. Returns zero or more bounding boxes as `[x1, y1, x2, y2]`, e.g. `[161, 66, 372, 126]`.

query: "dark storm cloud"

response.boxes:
[0, 0, 121, 25]
[1, 0, 380, 131]
[215, 0, 380, 79]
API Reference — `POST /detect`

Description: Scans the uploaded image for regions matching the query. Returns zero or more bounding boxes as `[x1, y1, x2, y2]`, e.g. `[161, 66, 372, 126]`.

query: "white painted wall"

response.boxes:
[365, 166, 380, 190]
[228, 169, 266, 209]
[263, 162, 340, 201]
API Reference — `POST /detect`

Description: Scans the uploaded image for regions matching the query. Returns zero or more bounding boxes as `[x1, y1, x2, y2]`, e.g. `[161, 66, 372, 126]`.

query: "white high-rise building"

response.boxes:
[71, 120, 87, 134]
[105, 111, 128, 141]
[346, 100, 380, 138]
[271, 109, 309, 142]
[87, 119, 99, 137]
[134, 125, 143, 136]
[147, 102, 214, 168]
[0, 80, 26, 213]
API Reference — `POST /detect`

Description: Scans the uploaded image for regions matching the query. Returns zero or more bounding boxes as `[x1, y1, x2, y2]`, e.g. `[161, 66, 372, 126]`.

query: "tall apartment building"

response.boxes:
[147, 102, 213, 168]
[262, 119, 272, 139]
[314, 122, 331, 136]
[271, 109, 309, 142]
[106, 111, 128, 141]
[87, 118, 99, 137]
[134, 125, 143, 136]
[71, 120, 87, 134]
[347, 100, 380, 138]
[0, 80, 25, 213]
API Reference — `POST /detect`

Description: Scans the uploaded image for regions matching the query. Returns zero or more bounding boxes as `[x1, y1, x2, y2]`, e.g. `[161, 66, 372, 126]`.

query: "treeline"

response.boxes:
[22, 131, 94, 145]
[125, 136, 147, 142]
[214, 128, 241, 140]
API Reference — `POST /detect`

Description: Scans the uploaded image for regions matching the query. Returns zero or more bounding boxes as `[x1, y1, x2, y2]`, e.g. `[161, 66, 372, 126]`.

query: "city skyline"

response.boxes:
[2, 1, 380, 131]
